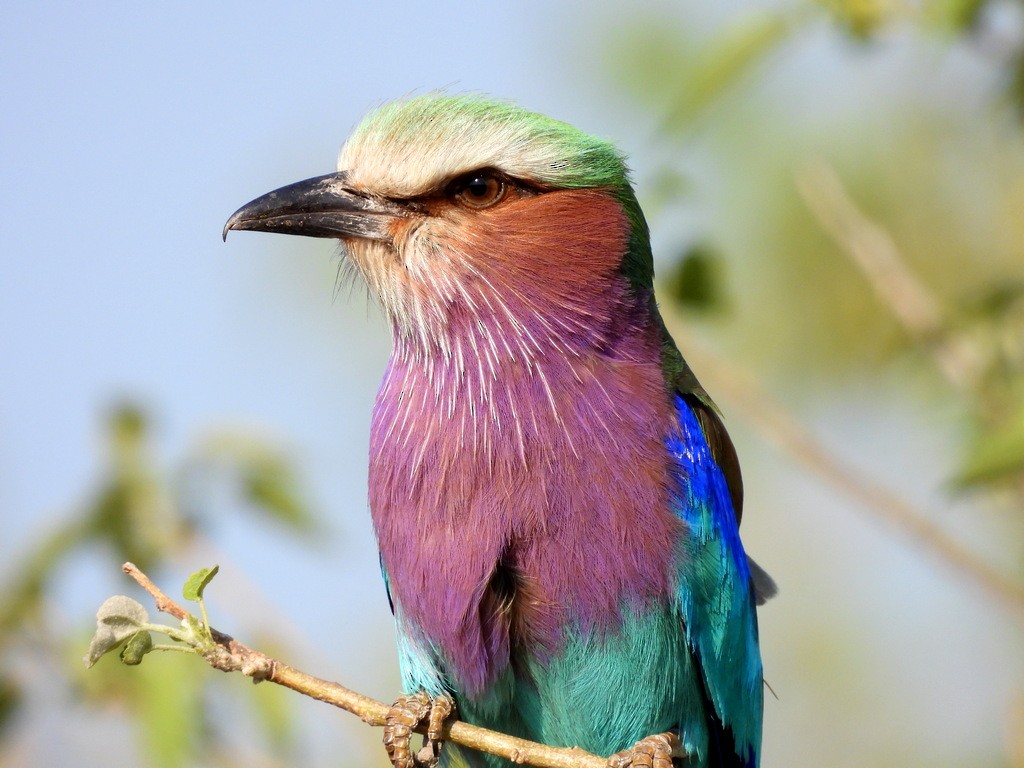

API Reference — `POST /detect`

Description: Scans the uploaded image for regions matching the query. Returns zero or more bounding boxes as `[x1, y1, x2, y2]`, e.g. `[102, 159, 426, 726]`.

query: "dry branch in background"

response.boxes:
[795, 160, 986, 402]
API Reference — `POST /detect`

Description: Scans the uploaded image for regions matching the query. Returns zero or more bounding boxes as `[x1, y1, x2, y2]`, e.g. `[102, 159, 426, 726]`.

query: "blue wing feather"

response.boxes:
[668, 394, 763, 767]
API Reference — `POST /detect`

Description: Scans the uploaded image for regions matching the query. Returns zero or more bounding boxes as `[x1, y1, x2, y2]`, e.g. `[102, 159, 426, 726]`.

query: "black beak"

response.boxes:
[223, 171, 408, 242]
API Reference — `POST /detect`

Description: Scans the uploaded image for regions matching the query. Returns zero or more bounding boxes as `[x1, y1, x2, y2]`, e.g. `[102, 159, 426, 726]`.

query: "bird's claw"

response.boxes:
[383, 691, 456, 768]
[607, 731, 679, 768]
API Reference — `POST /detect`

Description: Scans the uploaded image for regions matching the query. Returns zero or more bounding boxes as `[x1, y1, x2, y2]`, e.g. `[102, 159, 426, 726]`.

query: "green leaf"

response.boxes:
[924, 0, 987, 33]
[815, 0, 889, 38]
[664, 243, 729, 314]
[84, 595, 150, 667]
[120, 630, 154, 665]
[135, 652, 205, 768]
[191, 433, 317, 533]
[664, 10, 790, 129]
[110, 402, 146, 447]
[955, 405, 1024, 487]
[182, 565, 219, 602]
[246, 640, 296, 752]
[91, 403, 187, 574]
[0, 675, 21, 737]
[243, 463, 315, 532]
[0, 517, 89, 637]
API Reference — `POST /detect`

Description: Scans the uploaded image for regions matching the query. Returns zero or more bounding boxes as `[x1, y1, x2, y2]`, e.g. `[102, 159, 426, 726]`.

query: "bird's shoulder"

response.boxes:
[671, 367, 776, 606]
[672, 365, 743, 524]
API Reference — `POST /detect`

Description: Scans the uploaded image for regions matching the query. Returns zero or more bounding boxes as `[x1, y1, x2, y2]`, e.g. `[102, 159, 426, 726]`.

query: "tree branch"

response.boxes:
[794, 160, 987, 402]
[120, 562, 619, 768]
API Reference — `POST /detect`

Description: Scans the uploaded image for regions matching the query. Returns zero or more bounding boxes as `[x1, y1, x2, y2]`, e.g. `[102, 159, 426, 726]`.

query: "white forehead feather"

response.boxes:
[337, 94, 628, 198]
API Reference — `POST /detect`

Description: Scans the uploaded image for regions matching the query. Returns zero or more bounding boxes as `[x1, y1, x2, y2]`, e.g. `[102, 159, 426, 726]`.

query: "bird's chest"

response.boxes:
[367, 354, 683, 694]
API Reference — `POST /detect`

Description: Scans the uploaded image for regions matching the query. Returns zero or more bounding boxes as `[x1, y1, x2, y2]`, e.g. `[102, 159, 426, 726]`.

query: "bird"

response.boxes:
[224, 93, 773, 768]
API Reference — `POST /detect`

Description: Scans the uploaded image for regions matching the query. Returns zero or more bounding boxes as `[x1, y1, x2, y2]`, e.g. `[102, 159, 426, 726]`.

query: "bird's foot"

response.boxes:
[607, 731, 679, 768]
[383, 691, 456, 768]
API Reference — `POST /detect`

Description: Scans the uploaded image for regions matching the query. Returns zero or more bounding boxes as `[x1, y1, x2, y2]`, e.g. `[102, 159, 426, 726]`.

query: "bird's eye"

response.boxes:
[454, 173, 506, 209]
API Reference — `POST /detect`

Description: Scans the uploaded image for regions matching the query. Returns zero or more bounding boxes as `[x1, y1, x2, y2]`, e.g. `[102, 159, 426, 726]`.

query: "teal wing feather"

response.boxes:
[670, 392, 763, 767]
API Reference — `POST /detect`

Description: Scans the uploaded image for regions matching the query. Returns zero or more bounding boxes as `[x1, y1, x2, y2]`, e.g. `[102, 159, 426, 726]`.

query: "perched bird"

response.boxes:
[225, 94, 772, 768]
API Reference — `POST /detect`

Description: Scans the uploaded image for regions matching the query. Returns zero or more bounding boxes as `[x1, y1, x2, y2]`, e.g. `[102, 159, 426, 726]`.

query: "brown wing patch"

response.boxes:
[684, 392, 744, 526]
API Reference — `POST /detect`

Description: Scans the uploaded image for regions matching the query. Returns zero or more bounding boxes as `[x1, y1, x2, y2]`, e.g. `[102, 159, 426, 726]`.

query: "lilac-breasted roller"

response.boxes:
[225, 94, 773, 768]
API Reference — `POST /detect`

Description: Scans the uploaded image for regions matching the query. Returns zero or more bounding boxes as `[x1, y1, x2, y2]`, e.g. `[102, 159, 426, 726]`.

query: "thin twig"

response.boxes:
[794, 160, 1024, 578]
[663, 319, 1024, 621]
[795, 160, 986, 399]
[121, 562, 614, 768]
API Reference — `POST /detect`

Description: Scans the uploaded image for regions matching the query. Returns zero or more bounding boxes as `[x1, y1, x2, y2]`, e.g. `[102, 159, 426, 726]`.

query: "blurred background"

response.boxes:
[3, 1, 1024, 766]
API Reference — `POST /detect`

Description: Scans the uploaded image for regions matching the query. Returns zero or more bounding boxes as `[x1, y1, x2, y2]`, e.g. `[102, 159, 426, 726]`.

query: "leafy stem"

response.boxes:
[84, 562, 638, 768]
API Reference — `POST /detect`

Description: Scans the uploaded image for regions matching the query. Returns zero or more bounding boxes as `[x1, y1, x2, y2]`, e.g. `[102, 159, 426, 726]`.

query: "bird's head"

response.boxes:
[225, 94, 656, 362]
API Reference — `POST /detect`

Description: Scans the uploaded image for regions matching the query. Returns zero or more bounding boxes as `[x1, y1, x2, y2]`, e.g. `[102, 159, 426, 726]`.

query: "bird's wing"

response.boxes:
[679, 373, 745, 525]
[380, 553, 396, 614]
[669, 391, 763, 766]
[680, 375, 776, 605]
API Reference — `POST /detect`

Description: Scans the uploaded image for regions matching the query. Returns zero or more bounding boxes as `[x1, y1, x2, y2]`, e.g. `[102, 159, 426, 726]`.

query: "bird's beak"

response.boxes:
[223, 171, 407, 242]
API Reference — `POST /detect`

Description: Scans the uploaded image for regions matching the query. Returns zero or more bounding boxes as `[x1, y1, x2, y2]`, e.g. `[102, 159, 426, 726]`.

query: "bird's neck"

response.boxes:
[375, 284, 667, 468]
[367, 186, 675, 503]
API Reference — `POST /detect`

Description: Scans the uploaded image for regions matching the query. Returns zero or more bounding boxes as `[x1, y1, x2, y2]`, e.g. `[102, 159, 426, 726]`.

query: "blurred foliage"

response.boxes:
[957, 403, 1024, 486]
[664, 243, 730, 315]
[0, 402, 318, 766]
[817, 0, 891, 38]
[607, 9, 789, 124]
[245, 635, 299, 754]
[663, 10, 790, 129]
[611, 0, 1024, 488]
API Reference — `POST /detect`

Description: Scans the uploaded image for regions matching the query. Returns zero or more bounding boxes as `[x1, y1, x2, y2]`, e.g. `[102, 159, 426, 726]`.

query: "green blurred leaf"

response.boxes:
[609, 23, 698, 108]
[84, 595, 150, 667]
[194, 433, 316, 532]
[182, 565, 219, 603]
[242, 462, 314, 531]
[924, 0, 988, 32]
[0, 675, 21, 737]
[110, 403, 146, 451]
[609, 10, 791, 132]
[664, 244, 729, 314]
[71, 627, 206, 767]
[965, 280, 1024, 317]
[0, 519, 88, 637]
[1007, 56, 1024, 121]
[136, 652, 205, 768]
[641, 169, 693, 218]
[91, 402, 191, 572]
[815, 0, 891, 38]
[119, 630, 154, 666]
[956, 404, 1024, 486]
[247, 638, 296, 753]
[664, 11, 790, 130]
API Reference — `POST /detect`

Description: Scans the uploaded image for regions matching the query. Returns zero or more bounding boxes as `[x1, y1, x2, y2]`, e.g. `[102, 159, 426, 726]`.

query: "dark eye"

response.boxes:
[454, 173, 505, 209]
